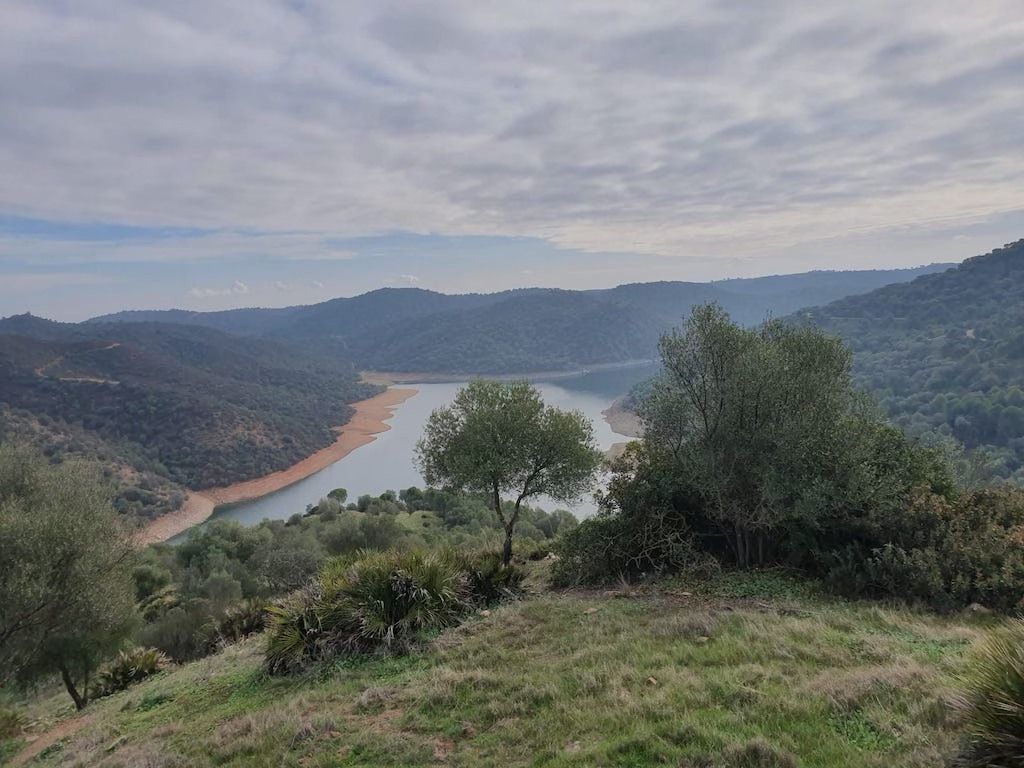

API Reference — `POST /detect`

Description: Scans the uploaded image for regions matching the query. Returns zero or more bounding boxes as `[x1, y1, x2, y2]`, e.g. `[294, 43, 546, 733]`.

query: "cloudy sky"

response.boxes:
[1, 1, 1023, 320]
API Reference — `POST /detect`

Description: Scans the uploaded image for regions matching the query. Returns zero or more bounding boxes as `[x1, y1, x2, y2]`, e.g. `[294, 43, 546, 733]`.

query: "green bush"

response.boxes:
[216, 599, 267, 643]
[954, 620, 1024, 766]
[265, 550, 470, 673]
[456, 551, 524, 604]
[826, 486, 1024, 612]
[0, 707, 22, 739]
[552, 507, 708, 587]
[90, 647, 169, 699]
[137, 601, 216, 662]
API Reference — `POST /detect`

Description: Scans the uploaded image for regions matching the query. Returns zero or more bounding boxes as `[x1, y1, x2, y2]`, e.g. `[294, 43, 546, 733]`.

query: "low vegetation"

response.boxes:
[89, 648, 169, 701]
[0, 571, 997, 767]
[134, 486, 573, 663]
[264, 549, 498, 674]
[953, 619, 1024, 767]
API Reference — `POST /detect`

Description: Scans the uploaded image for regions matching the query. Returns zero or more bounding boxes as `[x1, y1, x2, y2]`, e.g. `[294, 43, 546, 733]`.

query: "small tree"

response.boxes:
[416, 380, 601, 565]
[0, 445, 137, 709]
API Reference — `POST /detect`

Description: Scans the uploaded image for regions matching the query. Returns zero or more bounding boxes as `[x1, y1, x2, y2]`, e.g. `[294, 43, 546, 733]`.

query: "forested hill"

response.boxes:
[90, 265, 950, 374]
[799, 239, 1024, 481]
[0, 317, 376, 519]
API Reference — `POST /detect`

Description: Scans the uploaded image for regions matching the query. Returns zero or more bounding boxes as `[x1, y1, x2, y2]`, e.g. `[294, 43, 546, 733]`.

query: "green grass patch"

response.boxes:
[5, 579, 994, 768]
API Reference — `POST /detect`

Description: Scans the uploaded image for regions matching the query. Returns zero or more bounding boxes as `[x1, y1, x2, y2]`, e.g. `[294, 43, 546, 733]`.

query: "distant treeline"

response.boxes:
[803, 240, 1024, 482]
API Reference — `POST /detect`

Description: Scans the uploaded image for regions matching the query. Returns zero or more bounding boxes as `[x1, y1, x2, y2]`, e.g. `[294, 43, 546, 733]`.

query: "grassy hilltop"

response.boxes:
[3, 570, 992, 768]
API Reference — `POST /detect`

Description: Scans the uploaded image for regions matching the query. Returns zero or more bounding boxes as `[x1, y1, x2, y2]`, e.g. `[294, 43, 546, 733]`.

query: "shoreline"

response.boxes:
[602, 396, 643, 461]
[361, 359, 654, 386]
[136, 387, 419, 545]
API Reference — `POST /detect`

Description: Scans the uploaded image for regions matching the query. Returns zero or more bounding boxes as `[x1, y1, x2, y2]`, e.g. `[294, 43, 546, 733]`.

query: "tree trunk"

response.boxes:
[502, 525, 514, 567]
[58, 662, 87, 711]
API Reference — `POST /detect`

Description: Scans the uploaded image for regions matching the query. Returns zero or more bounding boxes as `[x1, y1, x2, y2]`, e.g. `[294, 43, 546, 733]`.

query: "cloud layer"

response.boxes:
[2, 0, 1022, 264]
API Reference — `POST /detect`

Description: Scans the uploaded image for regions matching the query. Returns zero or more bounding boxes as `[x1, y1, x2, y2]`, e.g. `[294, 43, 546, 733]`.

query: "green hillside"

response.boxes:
[89, 266, 950, 374]
[0, 318, 375, 519]
[0, 572, 992, 768]
[800, 240, 1024, 481]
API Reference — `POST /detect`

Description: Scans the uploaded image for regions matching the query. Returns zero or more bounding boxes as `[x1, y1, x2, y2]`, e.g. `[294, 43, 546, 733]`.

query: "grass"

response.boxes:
[3, 570, 995, 767]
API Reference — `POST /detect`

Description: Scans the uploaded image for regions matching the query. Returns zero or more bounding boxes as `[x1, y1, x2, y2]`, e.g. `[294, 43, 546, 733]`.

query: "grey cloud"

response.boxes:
[0, 0, 1022, 261]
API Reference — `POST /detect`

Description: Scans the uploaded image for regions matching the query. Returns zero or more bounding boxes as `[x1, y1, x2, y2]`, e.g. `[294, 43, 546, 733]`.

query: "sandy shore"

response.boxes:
[136, 387, 418, 545]
[602, 396, 643, 462]
[362, 360, 654, 386]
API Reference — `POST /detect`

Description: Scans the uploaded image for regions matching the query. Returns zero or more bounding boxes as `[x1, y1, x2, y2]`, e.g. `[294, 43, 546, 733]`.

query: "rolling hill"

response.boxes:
[0, 317, 375, 520]
[91, 265, 951, 374]
[798, 239, 1024, 481]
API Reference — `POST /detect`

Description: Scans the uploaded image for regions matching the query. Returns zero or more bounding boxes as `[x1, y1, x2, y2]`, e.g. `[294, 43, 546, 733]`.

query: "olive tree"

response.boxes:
[641, 304, 855, 567]
[416, 380, 602, 565]
[0, 445, 137, 709]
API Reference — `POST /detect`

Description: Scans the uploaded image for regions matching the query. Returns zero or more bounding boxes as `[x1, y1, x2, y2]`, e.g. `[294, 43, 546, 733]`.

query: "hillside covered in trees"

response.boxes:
[800, 240, 1024, 481]
[0, 316, 375, 519]
[91, 266, 949, 374]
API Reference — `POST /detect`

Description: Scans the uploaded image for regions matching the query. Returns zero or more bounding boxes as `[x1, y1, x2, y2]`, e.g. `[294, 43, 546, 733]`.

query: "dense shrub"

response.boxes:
[265, 550, 470, 673]
[90, 647, 169, 699]
[216, 599, 267, 643]
[954, 620, 1024, 766]
[553, 507, 708, 587]
[457, 551, 524, 604]
[136, 488, 570, 663]
[827, 486, 1024, 612]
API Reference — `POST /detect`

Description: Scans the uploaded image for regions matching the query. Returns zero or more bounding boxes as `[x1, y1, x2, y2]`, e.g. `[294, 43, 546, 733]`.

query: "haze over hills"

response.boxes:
[798, 239, 1024, 481]
[90, 265, 951, 374]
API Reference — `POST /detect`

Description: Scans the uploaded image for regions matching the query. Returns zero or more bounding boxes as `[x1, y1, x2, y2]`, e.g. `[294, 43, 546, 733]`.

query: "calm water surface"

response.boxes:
[195, 364, 656, 534]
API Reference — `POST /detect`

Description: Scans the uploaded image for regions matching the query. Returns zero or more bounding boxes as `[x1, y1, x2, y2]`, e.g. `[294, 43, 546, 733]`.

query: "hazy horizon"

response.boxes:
[2, 2, 1023, 320]
[4, 260, 962, 324]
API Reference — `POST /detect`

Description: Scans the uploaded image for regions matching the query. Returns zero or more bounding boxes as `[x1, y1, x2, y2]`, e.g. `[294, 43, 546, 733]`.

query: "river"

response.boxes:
[197, 363, 657, 532]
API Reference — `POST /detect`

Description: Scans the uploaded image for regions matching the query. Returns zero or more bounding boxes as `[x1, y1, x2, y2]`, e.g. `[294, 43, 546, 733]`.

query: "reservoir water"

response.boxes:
[201, 363, 657, 531]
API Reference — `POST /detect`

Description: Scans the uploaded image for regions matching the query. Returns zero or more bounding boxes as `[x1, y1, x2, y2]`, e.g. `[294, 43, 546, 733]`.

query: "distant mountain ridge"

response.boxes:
[88, 265, 952, 374]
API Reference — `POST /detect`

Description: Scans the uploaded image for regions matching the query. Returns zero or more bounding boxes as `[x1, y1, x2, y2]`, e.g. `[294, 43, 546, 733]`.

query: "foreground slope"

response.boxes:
[800, 239, 1024, 480]
[4, 575, 988, 768]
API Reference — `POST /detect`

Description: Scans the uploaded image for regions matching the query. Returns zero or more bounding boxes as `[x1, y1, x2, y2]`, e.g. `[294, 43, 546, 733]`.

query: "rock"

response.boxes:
[695, 636, 710, 644]
[356, 687, 394, 709]
[478, 609, 491, 617]
[966, 603, 992, 615]
[646, 676, 658, 686]
[583, 607, 599, 615]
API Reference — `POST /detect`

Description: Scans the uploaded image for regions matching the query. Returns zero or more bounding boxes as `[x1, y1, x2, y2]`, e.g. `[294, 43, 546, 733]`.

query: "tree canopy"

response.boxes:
[0, 445, 137, 709]
[416, 379, 601, 564]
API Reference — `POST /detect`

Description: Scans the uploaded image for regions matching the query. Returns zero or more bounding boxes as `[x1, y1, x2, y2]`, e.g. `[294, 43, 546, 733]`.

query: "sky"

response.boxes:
[1, 1, 1023, 321]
